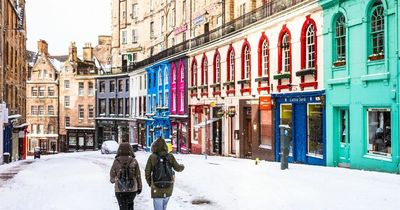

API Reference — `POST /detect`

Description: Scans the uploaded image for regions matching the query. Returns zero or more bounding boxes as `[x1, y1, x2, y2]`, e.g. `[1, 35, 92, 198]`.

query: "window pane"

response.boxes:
[280, 104, 293, 155]
[367, 109, 391, 156]
[260, 110, 272, 147]
[307, 104, 323, 157]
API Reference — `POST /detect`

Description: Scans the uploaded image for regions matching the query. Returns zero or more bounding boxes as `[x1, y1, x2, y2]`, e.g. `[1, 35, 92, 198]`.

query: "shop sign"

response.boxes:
[127, 47, 143, 52]
[194, 15, 204, 25]
[174, 24, 188, 35]
[289, 97, 307, 103]
[260, 96, 272, 110]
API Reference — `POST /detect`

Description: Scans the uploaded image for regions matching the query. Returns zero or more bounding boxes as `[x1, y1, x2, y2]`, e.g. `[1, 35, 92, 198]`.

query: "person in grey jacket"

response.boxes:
[110, 142, 142, 210]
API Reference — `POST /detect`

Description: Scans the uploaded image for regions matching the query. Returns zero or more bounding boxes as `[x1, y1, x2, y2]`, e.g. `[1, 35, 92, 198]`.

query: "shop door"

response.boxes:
[294, 104, 307, 163]
[337, 109, 350, 167]
[243, 107, 252, 158]
[280, 104, 293, 161]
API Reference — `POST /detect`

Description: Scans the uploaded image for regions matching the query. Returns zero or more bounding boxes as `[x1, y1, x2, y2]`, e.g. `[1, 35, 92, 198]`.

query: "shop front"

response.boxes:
[170, 117, 189, 154]
[96, 119, 129, 149]
[272, 90, 325, 166]
[66, 128, 95, 151]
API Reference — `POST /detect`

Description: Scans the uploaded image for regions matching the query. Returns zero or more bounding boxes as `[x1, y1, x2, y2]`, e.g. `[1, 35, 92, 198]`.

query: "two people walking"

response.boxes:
[110, 138, 184, 210]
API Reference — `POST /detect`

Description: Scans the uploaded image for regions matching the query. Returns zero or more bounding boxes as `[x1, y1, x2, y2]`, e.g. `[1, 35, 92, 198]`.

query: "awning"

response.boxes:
[194, 118, 221, 129]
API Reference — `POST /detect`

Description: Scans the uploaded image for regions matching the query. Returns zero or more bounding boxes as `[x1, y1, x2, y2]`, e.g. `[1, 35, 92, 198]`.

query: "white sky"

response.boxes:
[26, 0, 111, 55]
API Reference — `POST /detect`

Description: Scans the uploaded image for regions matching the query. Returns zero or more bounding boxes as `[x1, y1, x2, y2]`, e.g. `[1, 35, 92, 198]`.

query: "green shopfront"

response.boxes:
[321, 0, 399, 172]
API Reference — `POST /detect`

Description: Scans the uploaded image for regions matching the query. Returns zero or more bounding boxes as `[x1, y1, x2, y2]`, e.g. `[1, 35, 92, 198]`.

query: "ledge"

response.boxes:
[226, 89, 236, 95]
[327, 77, 350, 85]
[257, 86, 270, 93]
[255, 76, 269, 82]
[212, 91, 221, 96]
[240, 88, 251, 94]
[237, 79, 250, 85]
[198, 85, 208, 90]
[273, 73, 291, 80]
[333, 60, 346, 67]
[210, 83, 221, 88]
[223, 81, 235, 86]
[296, 68, 316, 77]
[200, 92, 209, 97]
[361, 72, 390, 82]
[188, 86, 197, 91]
[299, 81, 318, 90]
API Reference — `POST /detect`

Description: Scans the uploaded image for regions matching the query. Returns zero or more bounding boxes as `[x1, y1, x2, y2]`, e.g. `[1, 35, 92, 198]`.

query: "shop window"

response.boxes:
[367, 108, 391, 157]
[369, 1, 385, 60]
[280, 104, 293, 155]
[260, 110, 272, 148]
[87, 135, 94, 147]
[69, 136, 76, 146]
[307, 104, 323, 157]
[334, 13, 346, 65]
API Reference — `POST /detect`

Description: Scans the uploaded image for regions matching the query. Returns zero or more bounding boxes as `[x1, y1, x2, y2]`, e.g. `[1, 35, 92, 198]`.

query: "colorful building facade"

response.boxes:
[321, 0, 399, 172]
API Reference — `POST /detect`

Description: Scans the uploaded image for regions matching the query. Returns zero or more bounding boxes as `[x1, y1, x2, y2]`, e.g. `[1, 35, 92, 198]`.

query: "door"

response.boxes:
[294, 104, 307, 163]
[243, 107, 252, 158]
[337, 109, 350, 167]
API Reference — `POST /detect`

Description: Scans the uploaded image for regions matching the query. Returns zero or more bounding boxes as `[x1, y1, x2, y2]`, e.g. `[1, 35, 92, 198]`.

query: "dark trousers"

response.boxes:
[115, 192, 136, 210]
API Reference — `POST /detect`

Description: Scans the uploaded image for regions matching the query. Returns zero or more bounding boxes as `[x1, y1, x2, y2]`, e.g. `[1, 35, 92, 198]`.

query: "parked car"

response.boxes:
[34, 147, 41, 159]
[101, 140, 119, 154]
[130, 143, 139, 152]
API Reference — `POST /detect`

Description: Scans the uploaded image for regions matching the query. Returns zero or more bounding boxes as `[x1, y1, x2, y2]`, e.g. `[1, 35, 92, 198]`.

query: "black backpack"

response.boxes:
[117, 158, 135, 192]
[152, 154, 174, 188]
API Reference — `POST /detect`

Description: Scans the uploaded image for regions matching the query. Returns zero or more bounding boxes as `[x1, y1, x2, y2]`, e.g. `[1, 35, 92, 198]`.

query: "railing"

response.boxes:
[124, 0, 306, 72]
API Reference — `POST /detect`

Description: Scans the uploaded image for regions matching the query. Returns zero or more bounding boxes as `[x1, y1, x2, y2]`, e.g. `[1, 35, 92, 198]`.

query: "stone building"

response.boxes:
[26, 40, 59, 154]
[0, 0, 28, 163]
[58, 42, 98, 152]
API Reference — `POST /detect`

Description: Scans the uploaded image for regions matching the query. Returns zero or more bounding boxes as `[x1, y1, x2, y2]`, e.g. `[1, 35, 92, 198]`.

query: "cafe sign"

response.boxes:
[174, 24, 187, 35]
[259, 96, 272, 110]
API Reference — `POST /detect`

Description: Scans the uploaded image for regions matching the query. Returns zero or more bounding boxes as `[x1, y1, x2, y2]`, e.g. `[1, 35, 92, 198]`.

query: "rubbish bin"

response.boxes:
[3, 152, 10, 164]
[34, 147, 41, 159]
[279, 125, 290, 170]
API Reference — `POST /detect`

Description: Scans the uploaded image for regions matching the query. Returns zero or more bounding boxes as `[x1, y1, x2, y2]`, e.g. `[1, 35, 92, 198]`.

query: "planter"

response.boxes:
[368, 54, 384, 61]
[255, 76, 269, 82]
[273, 72, 291, 80]
[223, 81, 235, 86]
[296, 68, 316, 77]
[210, 83, 221, 88]
[198, 85, 208, 89]
[188, 86, 197, 91]
[333, 60, 346, 67]
[237, 79, 250, 85]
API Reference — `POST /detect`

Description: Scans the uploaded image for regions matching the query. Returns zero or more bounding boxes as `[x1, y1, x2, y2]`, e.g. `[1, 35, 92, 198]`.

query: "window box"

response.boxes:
[198, 85, 208, 90]
[333, 60, 346, 67]
[368, 53, 384, 61]
[273, 72, 291, 80]
[237, 79, 250, 85]
[188, 86, 197, 91]
[296, 68, 316, 77]
[223, 80, 235, 86]
[255, 76, 269, 82]
[210, 83, 221, 88]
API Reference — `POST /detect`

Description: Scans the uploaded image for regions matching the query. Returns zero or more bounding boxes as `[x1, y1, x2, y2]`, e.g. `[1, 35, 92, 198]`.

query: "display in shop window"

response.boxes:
[367, 109, 391, 156]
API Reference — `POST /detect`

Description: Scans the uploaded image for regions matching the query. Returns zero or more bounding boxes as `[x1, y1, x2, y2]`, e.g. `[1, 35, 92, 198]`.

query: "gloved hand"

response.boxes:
[137, 188, 142, 195]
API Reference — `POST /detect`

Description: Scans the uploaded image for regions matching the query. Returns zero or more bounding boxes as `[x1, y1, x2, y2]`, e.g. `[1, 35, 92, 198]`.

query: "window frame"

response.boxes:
[334, 13, 346, 63]
[369, 2, 385, 57]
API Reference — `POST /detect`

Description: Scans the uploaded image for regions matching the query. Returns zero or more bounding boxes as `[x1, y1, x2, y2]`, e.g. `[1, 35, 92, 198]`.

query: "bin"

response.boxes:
[3, 152, 10, 164]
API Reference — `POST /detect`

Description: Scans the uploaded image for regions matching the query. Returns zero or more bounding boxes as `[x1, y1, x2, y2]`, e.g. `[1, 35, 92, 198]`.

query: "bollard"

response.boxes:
[279, 125, 290, 170]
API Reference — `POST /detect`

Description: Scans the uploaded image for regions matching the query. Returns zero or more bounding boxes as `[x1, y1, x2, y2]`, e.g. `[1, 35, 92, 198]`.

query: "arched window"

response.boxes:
[214, 51, 221, 83]
[180, 64, 184, 82]
[172, 64, 176, 83]
[282, 33, 290, 72]
[370, 1, 384, 56]
[191, 59, 197, 87]
[158, 69, 162, 85]
[242, 44, 251, 79]
[306, 24, 316, 69]
[201, 55, 208, 85]
[261, 39, 269, 76]
[164, 67, 169, 85]
[335, 13, 346, 62]
[227, 47, 235, 82]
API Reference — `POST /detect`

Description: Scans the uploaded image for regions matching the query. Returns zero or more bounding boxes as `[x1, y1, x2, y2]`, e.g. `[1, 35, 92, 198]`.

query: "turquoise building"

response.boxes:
[321, 0, 399, 173]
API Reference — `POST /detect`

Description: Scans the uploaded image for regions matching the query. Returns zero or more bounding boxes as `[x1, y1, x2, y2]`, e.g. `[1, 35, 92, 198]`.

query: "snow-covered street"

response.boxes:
[0, 151, 400, 210]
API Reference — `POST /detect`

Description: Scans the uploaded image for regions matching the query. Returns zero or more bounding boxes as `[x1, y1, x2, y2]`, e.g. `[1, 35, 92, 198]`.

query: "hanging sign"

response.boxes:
[260, 96, 272, 110]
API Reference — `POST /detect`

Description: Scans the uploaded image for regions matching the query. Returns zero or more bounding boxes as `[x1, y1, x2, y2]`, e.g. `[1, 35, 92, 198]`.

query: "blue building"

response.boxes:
[145, 62, 170, 150]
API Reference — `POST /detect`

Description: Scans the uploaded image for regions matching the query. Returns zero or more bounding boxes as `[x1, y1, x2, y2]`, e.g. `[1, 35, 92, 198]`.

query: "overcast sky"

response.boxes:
[26, 0, 111, 55]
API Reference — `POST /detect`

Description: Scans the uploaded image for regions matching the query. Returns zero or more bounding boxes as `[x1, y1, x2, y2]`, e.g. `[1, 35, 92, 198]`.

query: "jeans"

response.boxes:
[116, 192, 136, 210]
[153, 197, 170, 210]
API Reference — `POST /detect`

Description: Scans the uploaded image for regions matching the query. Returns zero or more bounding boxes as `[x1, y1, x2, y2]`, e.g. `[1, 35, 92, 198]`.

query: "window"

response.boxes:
[180, 65, 184, 81]
[48, 87, 55, 96]
[370, 1, 384, 56]
[100, 81, 105, 92]
[126, 79, 129, 92]
[140, 76, 142, 90]
[191, 59, 197, 86]
[64, 96, 70, 107]
[335, 14, 346, 62]
[180, 89, 184, 111]
[307, 104, 323, 157]
[110, 98, 116, 115]
[150, 21, 154, 38]
[39, 87, 45, 97]
[48, 125, 54, 134]
[132, 29, 138, 43]
[367, 108, 391, 157]
[31, 106, 38, 115]
[152, 95, 156, 112]
[172, 92, 176, 111]
[305, 24, 316, 69]
[132, 3, 138, 18]
[183, 0, 186, 20]
[281, 33, 291, 72]
[38, 105, 45, 115]
[31, 87, 38, 96]
[88, 82, 94, 96]
[243, 44, 251, 80]
[153, 72, 157, 87]
[32, 124, 37, 134]
[99, 99, 106, 115]
[165, 91, 169, 107]
[240, 3, 246, 16]
[161, 16, 164, 32]
[122, 31, 127, 44]
[39, 125, 44, 134]
[64, 80, 70, 89]
[214, 52, 221, 83]
[158, 92, 163, 107]
[144, 75, 146, 89]
[202, 56, 208, 85]
[65, 117, 70, 127]
[164, 68, 169, 85]
[48, 105, 54, 115]
[260, 109, 272, 148]
[125, 98, 130, 116]
[147, 96, 151, 113]
[159, 69, 163, 85]
[261, 39, 269, 76]
[78, 105, 84, 119]
[148, 75, 151, 89]
[88, 105, 94, 118]
[118, 80, 123, 92]
[118, 98, 123, 115]
[79, 82, 84, 96]
[110, 80, 115, 92]
[228, 47, 235, 81]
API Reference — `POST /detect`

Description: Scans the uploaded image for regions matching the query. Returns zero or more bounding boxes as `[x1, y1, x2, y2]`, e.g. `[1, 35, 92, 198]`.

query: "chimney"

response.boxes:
[69, 42, 78, 62]
[83, 43, 94, 62]
[37, 40, 48, 55]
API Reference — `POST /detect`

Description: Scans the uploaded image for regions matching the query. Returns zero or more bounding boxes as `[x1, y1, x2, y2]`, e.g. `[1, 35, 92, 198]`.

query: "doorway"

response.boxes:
[243, 107, 252, 158]
[337, 109, 350, 167]
[204, 23, 209, 42]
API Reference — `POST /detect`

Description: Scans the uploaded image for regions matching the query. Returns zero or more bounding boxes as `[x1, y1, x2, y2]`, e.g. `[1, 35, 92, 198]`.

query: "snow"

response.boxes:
[0, 151, 400, 210]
